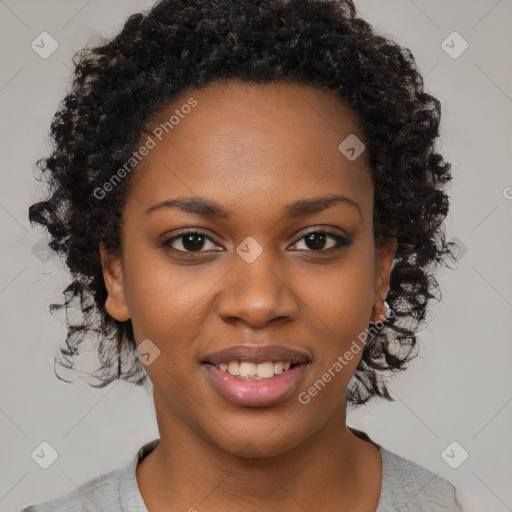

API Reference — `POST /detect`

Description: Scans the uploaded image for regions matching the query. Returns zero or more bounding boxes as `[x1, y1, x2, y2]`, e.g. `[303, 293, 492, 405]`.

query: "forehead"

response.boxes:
[127, 79, 373, 219]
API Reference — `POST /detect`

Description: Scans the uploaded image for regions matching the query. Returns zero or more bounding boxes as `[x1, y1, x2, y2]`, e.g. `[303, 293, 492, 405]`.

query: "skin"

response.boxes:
[101, 79, 397, 512]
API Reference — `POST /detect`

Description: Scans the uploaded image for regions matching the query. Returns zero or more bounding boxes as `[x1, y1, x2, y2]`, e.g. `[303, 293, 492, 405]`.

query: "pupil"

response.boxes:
[306, 233, 326, 250]
[183, 234, 205, 251]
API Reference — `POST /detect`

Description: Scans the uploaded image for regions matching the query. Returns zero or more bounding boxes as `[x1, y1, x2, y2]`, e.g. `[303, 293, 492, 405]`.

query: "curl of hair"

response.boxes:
[29, 0, 453, 404]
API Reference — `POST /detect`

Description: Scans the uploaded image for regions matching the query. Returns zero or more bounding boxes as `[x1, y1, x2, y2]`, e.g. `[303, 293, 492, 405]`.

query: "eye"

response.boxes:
[290, 230, 351, 253]
[163, 230, 222, 253]
[162, 228, 351, 255]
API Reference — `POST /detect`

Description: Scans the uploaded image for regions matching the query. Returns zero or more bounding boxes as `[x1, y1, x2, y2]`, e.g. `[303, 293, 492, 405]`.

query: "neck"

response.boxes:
[136, 394, 382, 512]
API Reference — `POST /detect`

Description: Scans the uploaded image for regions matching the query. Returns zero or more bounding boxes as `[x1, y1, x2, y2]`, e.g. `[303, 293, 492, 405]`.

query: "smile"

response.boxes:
[201, 344, 311, 407]
[216, 360, 293, 379]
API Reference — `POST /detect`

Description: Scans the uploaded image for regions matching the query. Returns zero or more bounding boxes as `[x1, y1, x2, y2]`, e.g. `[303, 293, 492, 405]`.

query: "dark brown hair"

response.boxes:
[29, 0, 453, 405]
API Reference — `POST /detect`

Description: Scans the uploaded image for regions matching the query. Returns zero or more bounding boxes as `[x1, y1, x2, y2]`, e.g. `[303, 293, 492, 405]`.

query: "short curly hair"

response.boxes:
[29, 0, 453, 405]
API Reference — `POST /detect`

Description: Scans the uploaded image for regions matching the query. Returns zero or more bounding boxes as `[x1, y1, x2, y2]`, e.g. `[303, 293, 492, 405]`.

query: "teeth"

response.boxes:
[274, 361, 284, 374]
[227, 361, 240, 376]
[217, 360, 295, 379]
[256, 362, 274, 378]
[239, 362, 257, 377]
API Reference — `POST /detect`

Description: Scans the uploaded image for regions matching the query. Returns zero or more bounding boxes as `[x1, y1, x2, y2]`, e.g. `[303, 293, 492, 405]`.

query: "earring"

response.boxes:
[371, 300, 391, 324]
[382, 300, 391, 321]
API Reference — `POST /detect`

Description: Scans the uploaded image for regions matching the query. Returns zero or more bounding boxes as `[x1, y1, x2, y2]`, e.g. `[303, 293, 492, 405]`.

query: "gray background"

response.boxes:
[1, 1, 511, 511]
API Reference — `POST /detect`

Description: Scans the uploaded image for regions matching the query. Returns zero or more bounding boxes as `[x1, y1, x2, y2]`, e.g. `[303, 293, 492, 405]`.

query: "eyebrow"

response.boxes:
[145, 194, 361, 219]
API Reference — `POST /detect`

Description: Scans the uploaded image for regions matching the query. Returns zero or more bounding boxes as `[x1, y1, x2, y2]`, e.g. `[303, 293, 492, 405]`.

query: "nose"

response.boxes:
[216, 252, 299, 329]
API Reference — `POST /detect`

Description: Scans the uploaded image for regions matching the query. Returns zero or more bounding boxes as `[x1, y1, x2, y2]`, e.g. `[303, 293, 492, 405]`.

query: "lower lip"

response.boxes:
[203, 363, 309, 407]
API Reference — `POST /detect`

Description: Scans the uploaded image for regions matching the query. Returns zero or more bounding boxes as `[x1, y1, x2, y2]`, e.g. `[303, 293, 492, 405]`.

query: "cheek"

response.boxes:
[298, 250, 375, 336]
[294, 248, 375, 397]
[293, 262, 374, 426]
[121, 244, 223, 364]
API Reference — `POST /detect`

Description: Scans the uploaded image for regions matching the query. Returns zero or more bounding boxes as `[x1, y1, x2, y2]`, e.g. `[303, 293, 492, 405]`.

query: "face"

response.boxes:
[101, 79, 396, 458]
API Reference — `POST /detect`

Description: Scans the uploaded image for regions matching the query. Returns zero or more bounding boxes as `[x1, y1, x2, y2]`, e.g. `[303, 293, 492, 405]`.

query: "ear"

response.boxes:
[99, 245, 131, 322]
[370, 235, 397, 323]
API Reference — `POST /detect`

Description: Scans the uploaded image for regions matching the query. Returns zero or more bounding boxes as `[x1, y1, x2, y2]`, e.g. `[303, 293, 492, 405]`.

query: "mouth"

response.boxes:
[203, 360, 302, 380]
[201, 344, 311, 407]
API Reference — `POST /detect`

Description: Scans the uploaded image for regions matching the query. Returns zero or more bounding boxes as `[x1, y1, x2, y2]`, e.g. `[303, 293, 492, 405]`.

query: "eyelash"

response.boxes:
[162, 228, 351, 256]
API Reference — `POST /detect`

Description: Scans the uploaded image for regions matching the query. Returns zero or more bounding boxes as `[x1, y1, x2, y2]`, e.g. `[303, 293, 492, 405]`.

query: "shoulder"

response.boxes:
[377, 446, 462, 512]
[19, 438, 159, 512]
[18, 467, 125, 512]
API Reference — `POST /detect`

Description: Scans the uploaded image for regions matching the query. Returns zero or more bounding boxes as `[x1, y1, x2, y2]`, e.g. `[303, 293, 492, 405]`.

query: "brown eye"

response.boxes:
[291, 230, 351, 252]
[163, 231, 222, 253]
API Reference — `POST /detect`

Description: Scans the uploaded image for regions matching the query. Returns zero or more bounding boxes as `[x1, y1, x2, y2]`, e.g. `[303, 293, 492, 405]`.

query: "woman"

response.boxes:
[22, 0, 460, 510]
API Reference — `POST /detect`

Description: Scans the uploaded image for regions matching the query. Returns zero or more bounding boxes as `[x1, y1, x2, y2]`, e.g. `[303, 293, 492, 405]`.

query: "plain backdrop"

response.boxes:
[1, 1, 511, 511]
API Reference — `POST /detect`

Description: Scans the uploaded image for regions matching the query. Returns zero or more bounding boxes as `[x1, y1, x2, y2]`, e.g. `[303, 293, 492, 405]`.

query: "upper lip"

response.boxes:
[203, 344, 311, 366]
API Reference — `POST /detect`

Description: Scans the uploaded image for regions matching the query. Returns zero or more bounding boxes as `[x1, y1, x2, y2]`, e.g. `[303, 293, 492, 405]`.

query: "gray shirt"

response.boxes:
[20, 435, 461, 511]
